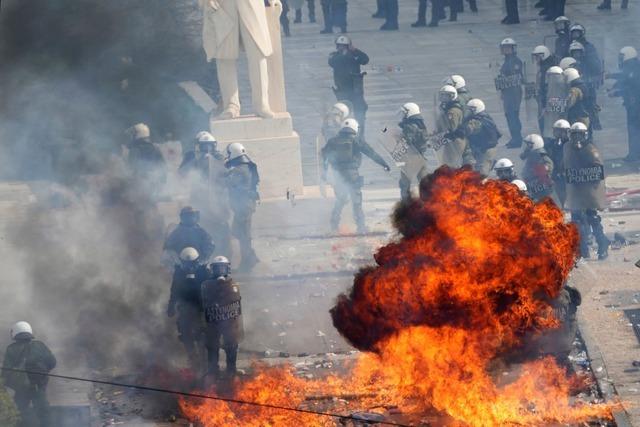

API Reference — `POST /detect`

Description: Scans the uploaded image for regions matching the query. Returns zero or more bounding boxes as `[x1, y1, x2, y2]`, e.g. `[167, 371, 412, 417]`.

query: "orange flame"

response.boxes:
[180, 167, 617, 426]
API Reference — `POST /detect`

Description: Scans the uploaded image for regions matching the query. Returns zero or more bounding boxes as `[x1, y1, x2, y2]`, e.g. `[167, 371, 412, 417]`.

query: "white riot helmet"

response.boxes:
[569, 42, 585, 60]
[558, 57, 577, 70]
[11, 321, 33, 340]
[443, 75, 466, 90]
[563, 67, 581, 84]
[226, 142, 247, 160]
[210, 255, 231, 278]
[532, 45, 551, 62]
[331, 102, 350, 120]
[179, 247, 200, 262]
[554, 16, 570, 33]
[619, 46, 638, 68]
[524, 134, 545, 151]
[500, 38, 517, 54]
[511, 179, 528, 192]
[131, 123, 150, 139]
[494, 158, 515, 180]
[341, 118, 359, 134]
[197, 131, 216, 143]
[467, 99, 485, 115]
[401, 102, 421, 118]
[335, 35, 351, 46]
[569, 122, 589, 147]
[546, 66, 563, 76]
[553, 119, 571, 140]
[439, 85, 458, 103]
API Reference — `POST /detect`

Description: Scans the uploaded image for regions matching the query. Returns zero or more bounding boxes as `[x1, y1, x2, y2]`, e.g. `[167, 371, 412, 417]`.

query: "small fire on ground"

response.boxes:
[180, 167, 618, 426]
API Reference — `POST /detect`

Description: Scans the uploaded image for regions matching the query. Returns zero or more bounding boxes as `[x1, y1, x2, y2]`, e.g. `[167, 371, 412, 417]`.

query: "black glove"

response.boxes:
[167, 303, 176, 318]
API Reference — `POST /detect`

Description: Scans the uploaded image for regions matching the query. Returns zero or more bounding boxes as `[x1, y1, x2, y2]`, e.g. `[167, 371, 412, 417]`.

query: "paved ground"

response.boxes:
[3, 0, 640, 425]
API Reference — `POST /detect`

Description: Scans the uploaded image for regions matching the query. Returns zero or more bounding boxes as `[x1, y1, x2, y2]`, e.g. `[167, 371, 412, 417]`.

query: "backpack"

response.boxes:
[477, 114, 502, 148]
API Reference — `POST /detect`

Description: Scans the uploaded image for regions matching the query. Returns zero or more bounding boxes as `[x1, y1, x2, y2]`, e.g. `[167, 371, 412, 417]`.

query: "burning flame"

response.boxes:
[180, 167, 616, 426]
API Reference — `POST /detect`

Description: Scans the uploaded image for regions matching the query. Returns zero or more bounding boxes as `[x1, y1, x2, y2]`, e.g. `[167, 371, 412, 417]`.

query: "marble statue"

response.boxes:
[201, 0, 282, 119]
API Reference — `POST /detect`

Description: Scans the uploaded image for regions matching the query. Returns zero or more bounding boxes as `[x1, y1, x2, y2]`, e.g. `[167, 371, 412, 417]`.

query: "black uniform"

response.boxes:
[329, 47, 369, 137]
[225, 156, 260, 272]
[127, 137, 167, 193]
[609, 58, 640, 161]
[168, 263, 210, 367]
[498, 53, 524, 147]
[380, 0, 398, 30]
[280, 0, 291, 37]
[179, 150, 232, 259]
[294, 0, 316, 23]
[201, 276, 243, 375]
[321, 129, 389, 232]
[503, 0, 520, 24]
[320, 0, 347, 33]
[2, 335, 57, 427]
[555, 31, 571, 58]
[164, 223, 215, 263]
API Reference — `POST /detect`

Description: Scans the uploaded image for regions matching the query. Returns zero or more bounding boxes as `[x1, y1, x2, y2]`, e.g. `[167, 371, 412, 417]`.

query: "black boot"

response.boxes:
[294, 9, 302, 23]
[412, 20, 427, 27]
[597, 0, 612, 9]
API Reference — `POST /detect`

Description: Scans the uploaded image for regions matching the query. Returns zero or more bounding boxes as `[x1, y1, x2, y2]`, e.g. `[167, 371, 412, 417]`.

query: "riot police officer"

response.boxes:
[564, 68, 592, 130]
[321, 119, 390, 233]
[436, 85, 474, 168]
[494, 158, 518, 181]
[553, 16, 571, 58]
[532, 45, 559, 133]
[564, 122, 609, 260]
[542, 66, 569, 141]
[497, 39, 524, 148]
[548, 119, 571, 206]
[322, 102, 351, 141]
[225, 143, 260, 272]
[512, 179, 528, 193]
[125, 123, 167, 195]
[520, 134, 555, 202]
[167, 247, 210, 372]
[462, 99, 501, 175]
[329, 36, 369, 138]
[398, 102, 429, 200]
[179, 131, 232, 259]
[201, 256, 243, 378]
[559, 56, 577, 71]
[2, 322, 57, 427]
[607, 46, 640, 162]
[570, 24, 602, 88]
[163, 206, 216, 267]
[444, 75, 472, 116]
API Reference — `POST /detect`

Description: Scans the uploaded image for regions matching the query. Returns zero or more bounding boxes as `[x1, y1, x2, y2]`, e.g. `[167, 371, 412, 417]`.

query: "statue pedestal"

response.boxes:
[211, 113, 304, 199]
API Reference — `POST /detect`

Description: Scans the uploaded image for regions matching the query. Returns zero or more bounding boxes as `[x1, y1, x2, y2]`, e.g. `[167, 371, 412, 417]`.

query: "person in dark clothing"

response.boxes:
[497, 38, 524, 148]
[179, 132, 232, 261]
[372, 0, 386, 18]
[2, 322, 56, 427]
[608, 46, 640, 161]
[564, 68, 593, 130]
[554, 16, 571, 58]
[280, 0, 291, 37]
[414, 0, 445, 26]
[397, 103, 430, 200]
[126, 123, 167, 195]
[380, 0, 399, 30]
[502, 0, 520, 24]
[520, 134, 555, 202]
[329, 36, 369, 138]
[597, 0, 629, 10]
[539, 0, 565, 20]
[449, 0, 463, 21]
[163, 206, 216, 267]
[321, 119, 390, 233]
[320, 0, 347, 34]
[570, 24, 603, 91]
[225, 143, 261, 272]
[167, 247, 210, 373]
[293, 0, 316, 23]
[463, 98, 501, 175]
[201, 256, 243, 378]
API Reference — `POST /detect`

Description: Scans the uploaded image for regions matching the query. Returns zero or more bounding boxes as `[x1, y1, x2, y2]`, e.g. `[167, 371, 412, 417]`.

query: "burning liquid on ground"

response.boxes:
[180, 167, 617, 426]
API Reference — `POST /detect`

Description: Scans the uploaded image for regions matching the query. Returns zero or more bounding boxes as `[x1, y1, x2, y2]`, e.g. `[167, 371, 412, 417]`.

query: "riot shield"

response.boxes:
[376, 126, 431, 180]
[543, 73, 569, 139]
